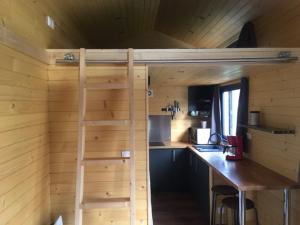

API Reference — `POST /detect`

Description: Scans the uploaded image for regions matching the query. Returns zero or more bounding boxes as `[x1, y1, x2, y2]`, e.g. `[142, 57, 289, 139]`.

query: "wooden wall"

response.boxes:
[248, 62, 300, 225]
[0, 0, 87, 49]
[148, 85, 200, 142]
[254, 0, 300, 47]
[48, 64, 148, 225]
[0, 43, 50, 224]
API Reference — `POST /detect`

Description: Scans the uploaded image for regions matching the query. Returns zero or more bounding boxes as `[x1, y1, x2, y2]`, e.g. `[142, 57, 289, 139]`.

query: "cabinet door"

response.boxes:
[197, 157, 209, 220]
[150, 149, 173, 192]
[171, 149, 188, 192]
[187, 150, 210, 222]
[150, 148, 187, 192]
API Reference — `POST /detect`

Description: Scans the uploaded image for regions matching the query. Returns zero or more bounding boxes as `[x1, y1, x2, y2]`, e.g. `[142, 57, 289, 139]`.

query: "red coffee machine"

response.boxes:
[224, 136, 243, 161]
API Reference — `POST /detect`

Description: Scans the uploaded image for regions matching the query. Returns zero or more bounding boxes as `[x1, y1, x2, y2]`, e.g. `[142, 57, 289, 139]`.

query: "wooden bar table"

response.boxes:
[189, 150, 300, 225]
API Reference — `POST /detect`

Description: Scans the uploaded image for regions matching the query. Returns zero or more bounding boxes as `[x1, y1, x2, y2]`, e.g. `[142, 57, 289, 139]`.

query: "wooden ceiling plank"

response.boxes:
[203, 0, 261, 48]
[187, 0, 229, 45]
[190, 0, 241, 47]
[181, 0, 212, 42]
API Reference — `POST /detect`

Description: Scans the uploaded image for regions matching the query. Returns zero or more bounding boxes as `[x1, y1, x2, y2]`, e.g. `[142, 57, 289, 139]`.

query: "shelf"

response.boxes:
[239, 124, 296, 134]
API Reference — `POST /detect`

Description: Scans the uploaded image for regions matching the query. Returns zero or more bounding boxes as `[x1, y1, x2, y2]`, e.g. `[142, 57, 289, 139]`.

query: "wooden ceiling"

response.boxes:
[47, 0, 282, 48]
[148, 63, 291, 87]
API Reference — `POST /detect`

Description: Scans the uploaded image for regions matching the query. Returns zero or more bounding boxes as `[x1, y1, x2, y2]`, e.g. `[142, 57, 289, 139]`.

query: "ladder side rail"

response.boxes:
[128, 48, 136, 225]
[75, 48, 87, 225]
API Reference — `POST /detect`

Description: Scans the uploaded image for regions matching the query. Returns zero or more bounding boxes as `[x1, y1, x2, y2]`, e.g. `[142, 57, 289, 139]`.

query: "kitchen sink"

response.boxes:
[193, 144, 224, 152]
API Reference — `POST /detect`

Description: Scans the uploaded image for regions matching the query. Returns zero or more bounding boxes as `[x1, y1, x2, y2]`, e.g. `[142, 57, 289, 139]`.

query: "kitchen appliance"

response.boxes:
[224, 135, 243, 160]
[149, 115, 171, 146]
[190, 127, 211, 144]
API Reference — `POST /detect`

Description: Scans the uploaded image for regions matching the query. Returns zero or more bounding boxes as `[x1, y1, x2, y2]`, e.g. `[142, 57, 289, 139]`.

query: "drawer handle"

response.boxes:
[172, 150, 176, 162]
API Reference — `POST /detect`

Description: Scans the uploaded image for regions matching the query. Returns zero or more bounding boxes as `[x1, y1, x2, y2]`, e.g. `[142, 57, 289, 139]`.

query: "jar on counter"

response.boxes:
[249, 111, 260, 126]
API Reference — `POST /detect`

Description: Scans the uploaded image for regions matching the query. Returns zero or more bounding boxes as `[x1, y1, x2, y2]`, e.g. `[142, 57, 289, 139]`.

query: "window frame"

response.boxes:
[220, 83, 241, 136]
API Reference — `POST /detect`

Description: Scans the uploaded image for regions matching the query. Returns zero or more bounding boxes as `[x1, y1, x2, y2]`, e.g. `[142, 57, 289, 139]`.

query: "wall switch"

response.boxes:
[121, 150, 130, 158]
[47, 16, 55, 30]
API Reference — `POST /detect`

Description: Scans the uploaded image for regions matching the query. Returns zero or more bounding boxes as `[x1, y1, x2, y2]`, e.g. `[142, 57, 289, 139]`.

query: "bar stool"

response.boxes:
[211, 185, 238, 225]
[220, 197, 259, 225]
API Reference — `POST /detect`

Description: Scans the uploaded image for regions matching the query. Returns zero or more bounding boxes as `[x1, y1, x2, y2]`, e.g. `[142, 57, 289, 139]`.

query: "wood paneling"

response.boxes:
[155, 0, 276, 48]
[48, 64, 148, 225]
[148, 64, 295, 87]
[3, 0, 300, 49]
[248, 61, 300, 225]
[0, 0, 87, 49]
[0, 43, 50, 224]
[46, 0, 161, 48]
[149, 65, 244, 86]
[254, 0, 300, 47]
[148, 85, 200, 142]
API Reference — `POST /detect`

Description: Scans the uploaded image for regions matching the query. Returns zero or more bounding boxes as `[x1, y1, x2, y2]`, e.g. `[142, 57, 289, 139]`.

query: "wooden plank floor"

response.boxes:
[151, 192, 208, 225]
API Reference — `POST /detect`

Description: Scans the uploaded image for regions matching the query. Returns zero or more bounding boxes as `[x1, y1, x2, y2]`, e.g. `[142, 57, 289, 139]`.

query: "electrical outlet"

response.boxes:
[121, 150, 130, 158]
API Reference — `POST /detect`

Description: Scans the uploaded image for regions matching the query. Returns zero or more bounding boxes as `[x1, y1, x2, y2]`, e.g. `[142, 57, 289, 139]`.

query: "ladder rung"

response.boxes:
[81, 157, 130, 166]
[83, 120, 129, 126]
[85, 82, 128, 90]
[81, 198, 130, 209]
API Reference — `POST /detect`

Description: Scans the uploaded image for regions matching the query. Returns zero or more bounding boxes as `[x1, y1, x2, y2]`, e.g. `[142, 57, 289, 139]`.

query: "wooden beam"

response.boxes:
[48, 48, 300, 65]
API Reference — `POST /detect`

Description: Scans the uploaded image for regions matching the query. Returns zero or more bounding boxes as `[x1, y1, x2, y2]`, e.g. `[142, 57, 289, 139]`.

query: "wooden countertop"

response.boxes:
[149, 142, 300, 191]
[149, 142, 191, 149]
[191, 151, 300, 191]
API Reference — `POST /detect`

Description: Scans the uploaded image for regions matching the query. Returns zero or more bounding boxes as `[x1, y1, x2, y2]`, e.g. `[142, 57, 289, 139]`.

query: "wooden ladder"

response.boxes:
[74, 48, 136, 225]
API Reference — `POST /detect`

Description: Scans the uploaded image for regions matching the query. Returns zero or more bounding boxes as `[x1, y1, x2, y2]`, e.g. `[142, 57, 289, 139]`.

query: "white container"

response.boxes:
[191, 128, 211, 144]
[201, 121, 207, 128]
[249, 111, 260, 126]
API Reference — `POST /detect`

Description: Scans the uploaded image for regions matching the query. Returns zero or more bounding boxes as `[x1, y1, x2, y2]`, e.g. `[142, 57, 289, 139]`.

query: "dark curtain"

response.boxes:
[236, 22, 257, 48]
[227, 21, 257, 48]
[210, 86, 221, 142]
[236, 77, 249, 151]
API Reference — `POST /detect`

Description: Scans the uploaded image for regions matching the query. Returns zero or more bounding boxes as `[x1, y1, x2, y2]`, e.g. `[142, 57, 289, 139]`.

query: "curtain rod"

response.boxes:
[55, 56, 298, 65]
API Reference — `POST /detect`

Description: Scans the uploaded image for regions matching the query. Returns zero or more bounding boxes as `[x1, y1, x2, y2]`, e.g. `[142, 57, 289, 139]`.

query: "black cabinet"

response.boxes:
[150, 148, 187, 192]
[187, 150, 210, 222]
[188, 85, 215, 119]
[150, 148, 209, 222]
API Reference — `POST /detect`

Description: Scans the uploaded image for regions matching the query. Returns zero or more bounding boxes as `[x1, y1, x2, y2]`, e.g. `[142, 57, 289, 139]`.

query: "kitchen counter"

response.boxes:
[150, 142, 299, 190]
[149, 142, 300, 225]
[149, 142, 192, 149]
[193, 151, 300, 191]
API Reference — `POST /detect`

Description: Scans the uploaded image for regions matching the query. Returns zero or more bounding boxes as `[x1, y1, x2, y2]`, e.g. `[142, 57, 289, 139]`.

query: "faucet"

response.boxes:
[208, 133, 226, 145]
[208, 133, 231, 153]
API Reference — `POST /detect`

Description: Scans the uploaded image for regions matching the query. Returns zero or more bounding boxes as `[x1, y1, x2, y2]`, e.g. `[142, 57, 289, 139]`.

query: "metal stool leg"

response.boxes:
[233, 209, 237, 225]
[211, 192, 217, 225]
[220, 205, 224, 225]
[234, 209, 239, 225]
[254, 207, 259, 225]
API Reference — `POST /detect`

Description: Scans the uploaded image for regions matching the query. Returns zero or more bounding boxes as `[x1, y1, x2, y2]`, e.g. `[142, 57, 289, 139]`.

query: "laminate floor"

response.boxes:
[151, 192, 209, 225]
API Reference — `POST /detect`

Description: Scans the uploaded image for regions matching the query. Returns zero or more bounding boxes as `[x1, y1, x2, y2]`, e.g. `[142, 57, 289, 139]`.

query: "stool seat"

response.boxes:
[211, 185, 238, 196]
[222, 197, 255, 210]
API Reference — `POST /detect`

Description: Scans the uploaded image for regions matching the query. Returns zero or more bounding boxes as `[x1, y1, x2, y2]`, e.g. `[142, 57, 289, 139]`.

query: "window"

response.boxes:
[221, 84, 240, 136]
